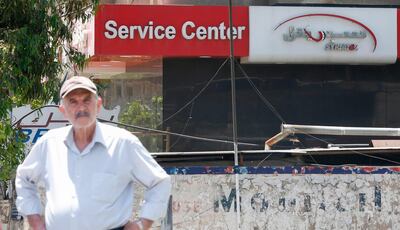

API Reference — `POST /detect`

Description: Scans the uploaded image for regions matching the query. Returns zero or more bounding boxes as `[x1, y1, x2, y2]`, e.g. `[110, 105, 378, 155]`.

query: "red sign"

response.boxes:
[95, 5, 249, 57]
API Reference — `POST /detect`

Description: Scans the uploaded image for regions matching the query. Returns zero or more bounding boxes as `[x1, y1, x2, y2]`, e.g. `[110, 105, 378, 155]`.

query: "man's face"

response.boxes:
[59, 89, 102, 129]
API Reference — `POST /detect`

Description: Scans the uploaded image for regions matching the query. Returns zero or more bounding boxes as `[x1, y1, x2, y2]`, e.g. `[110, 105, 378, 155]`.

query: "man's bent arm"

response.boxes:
[139, 177, 171, 221]
[129, 140, 172, 221]
[15, 142, 45, 216]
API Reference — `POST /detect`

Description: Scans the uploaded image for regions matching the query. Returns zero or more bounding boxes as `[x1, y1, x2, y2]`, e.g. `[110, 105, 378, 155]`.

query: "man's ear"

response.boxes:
[59, 103, 65, 114]
[97, 97, 103, 112]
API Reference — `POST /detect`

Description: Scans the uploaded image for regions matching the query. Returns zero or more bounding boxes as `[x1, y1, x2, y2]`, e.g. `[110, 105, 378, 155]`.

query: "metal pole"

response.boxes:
[227, 0, 241, 229]
[265, 123, 400, 149]
[282, 124, 400, 136]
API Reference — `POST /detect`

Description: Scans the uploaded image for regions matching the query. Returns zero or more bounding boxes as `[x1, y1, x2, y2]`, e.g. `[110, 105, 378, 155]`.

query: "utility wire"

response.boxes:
[169, 102, 195, 149]
[235, 60, 286, 124]
[255, 153, 273, 168]
[12, 94, 399, 164]
[286, 133, 320, 165]
[11, 104, 260, 147]
[99, 118, 260, 147]
[235, 60, 315, 166]
[298, 130, 400, 165]
[235, 60, 400, 166]
[157, 58, 229, 127]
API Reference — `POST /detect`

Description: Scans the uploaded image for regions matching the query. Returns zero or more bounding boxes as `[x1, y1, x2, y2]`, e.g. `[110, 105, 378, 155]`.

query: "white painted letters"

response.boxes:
[103, 20, 246, 41]
[104, 20, 118, 39]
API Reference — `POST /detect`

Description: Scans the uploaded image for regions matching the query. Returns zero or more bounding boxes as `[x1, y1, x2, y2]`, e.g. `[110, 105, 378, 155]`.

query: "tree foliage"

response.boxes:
[0, 0, 98, 183]
[120, 96, 163, 152]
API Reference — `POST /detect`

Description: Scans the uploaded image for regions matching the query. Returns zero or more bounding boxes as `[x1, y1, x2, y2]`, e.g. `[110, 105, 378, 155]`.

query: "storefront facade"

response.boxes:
[89, 3, 400, 153]
[9, 2, 400, 229]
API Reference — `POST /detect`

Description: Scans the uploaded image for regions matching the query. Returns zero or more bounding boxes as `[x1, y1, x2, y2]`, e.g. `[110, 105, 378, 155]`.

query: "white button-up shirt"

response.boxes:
[16, 122, 171, 230]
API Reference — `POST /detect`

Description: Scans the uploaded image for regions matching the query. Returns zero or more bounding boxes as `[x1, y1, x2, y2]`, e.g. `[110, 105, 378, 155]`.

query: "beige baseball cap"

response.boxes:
[60, 76, 97, 98]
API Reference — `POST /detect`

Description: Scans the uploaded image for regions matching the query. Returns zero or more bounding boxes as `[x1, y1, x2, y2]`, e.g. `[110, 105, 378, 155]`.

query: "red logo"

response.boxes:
[274, 14, 377, 52]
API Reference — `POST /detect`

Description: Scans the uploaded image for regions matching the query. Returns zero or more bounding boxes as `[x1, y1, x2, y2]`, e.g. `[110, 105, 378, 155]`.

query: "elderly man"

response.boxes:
[16, 76, 171, 230]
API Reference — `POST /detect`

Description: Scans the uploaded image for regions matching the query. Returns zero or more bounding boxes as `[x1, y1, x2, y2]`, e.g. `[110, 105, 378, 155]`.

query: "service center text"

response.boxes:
[104, 20, 247, 40]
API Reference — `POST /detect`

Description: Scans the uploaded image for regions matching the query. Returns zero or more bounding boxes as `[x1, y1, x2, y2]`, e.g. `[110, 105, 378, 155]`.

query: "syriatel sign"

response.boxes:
[242, 6, 397, 64]
[95, 5, 249, 57]
[276, 14, 377, 52]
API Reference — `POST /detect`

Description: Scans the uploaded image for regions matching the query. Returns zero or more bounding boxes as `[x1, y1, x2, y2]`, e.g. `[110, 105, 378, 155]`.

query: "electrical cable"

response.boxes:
[11, 104, 261, 147]
[100, 118, 261, 147]
[12, 83, 399, 165]
[234, 60, 400, 166]
[298, 130, 400, 165]
[235, 60, 319, 165]
[255, 153, 273, 168]
[157, 58, 229, 127]
[169, 102, 195, 149]
[235, 59, 286, 124]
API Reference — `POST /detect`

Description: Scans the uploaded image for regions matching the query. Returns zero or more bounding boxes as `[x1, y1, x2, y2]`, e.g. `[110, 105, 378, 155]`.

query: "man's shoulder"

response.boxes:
[32, 125, 70, 147]
[41, 125, 70, 140]
[98, 122, 138, 141]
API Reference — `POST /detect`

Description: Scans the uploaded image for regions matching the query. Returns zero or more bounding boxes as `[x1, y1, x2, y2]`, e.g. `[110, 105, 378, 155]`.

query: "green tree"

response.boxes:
[0, 0, 98, 194]
[120, 96, 163, 152]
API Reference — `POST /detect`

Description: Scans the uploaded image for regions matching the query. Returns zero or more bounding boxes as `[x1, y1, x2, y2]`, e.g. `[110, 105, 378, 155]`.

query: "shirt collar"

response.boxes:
[63, 121, 107, 150]
[92, 121, 107, 147]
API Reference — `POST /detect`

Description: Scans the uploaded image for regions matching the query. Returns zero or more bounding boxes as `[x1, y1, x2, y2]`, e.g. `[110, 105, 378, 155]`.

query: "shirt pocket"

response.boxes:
[91, 172, 118, 202]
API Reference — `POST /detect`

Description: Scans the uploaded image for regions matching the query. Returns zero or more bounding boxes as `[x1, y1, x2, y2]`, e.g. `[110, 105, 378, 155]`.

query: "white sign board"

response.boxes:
[242, 6, 397, 64]
[11, 104, 120, 152]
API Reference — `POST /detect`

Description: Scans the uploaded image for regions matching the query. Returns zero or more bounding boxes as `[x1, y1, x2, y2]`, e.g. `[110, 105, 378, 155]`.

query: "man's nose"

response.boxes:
[77, 102, 87, 110]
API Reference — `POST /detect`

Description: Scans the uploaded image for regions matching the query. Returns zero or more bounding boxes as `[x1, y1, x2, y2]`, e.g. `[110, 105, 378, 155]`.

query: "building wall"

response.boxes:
[168, 170, 399, 229]
[15, 166, 400, 230]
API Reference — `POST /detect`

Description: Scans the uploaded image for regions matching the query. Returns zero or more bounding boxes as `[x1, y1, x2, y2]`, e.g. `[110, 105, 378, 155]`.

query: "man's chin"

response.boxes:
[71, 119, 96, 128]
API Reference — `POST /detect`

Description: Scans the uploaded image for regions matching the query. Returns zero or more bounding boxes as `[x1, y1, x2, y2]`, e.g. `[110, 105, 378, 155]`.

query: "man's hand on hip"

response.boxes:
[27, 214, 46, 230]
[124, 218, 153, 230]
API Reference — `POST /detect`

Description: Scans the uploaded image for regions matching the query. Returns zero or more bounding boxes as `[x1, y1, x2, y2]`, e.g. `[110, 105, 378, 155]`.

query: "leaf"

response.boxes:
[0, 0, 99, 182]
